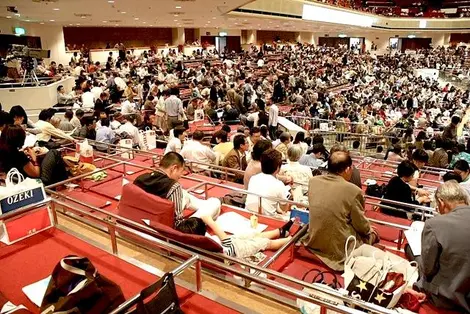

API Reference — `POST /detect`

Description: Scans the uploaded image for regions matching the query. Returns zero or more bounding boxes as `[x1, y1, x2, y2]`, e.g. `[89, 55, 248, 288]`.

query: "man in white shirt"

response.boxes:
[118, 114, 140, 146]
[35, 109, 75, 143]
[180, 130, 216, 173]
[268, 103, 279, 139]
[91, 83, 103, 101]
[81, 89, 95, 110]
[121, 99, 137, 115]
[246, 149, 290, 216]
[110, 112, 123, 130]
[164, 126, 186, 155]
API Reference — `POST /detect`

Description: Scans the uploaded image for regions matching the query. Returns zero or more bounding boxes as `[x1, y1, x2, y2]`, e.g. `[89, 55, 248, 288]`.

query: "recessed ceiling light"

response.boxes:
[174, 14, 178, 17]
[26, 19, 30, 21]
[121, 11, 126, 14]
[69, 23, 73, 25]
[81, 16, 86, 18]
[108, 0, 114, 3]
[53, 8, 60, 11]
[6, 16, 11, 19]
[76, 23, 80, 25]
[40, 22, 44, 24]
[150, 24, 153, 26]
[49, 19, 55, 22]
[174, 19, 178, 21]
[115, 24, 118, 26]
[175, 6, 181, 9]
[142, 21, 146, 23]
[134, 17, 139, 20]
[213, 17, 216, 19]
[15, 13, 20, 17]
[103, 20, 107, 23]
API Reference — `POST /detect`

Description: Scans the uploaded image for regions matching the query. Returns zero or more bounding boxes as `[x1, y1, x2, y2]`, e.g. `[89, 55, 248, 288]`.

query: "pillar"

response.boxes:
[172, 27, 185, 46]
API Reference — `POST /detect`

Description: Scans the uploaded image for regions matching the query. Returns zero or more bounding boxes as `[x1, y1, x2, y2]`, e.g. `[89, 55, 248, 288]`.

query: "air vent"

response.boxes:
[32, 0, 59, 2]
[181, 18, 193, 22]
[174, 0, 195, 2]
[108, 19, 121, 23]
[169, 11, 185, 15]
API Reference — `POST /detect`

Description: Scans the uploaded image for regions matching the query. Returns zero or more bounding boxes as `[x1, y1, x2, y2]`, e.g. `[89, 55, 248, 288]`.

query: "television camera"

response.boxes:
[8, 44, 51, 86]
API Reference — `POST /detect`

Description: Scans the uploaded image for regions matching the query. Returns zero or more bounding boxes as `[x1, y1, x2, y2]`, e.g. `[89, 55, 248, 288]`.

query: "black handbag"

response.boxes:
[302, 269, 342, 290]
[128, 273, 184, 314]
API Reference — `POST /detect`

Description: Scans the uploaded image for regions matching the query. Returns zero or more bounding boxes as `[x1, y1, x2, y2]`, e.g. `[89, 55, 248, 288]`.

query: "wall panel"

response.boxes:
[63, 27, 173, 49]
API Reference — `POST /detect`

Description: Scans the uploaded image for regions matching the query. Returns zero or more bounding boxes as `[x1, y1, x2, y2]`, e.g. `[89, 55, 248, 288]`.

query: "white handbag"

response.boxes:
[0, 168, 46, 215]
[342, 236, 418, 309]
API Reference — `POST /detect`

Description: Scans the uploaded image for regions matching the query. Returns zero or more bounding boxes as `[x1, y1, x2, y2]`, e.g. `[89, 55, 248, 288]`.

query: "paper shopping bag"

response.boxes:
[119, 139, 133, 159]
[0, 168, 46, 215]
[139, 130, 157, 151]
[76, 139, 94, 164]
[343, 236, 418, 309]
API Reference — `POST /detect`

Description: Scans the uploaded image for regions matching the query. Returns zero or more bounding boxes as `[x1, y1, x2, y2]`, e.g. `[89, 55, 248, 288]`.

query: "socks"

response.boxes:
[279, 218, 294, 238]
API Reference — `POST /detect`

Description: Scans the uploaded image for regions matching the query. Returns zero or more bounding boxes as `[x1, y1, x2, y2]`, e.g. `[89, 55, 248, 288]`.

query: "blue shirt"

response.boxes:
[96, 126, 115, 149]
[299, 154, 324, 168]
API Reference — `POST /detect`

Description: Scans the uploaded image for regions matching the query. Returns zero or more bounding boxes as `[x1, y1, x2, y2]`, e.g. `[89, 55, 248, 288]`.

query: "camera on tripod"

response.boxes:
[8, 45, 51, 86]
[10, 44, 50, 59]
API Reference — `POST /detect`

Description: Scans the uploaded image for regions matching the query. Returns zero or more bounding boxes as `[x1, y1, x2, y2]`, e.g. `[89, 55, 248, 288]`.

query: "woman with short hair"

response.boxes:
[279, 145, 313, 195]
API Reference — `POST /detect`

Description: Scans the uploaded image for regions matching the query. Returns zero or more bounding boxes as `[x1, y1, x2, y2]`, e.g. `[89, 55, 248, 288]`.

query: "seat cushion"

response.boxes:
[148, 221, 223, 252]
[118, 183, 175, 227]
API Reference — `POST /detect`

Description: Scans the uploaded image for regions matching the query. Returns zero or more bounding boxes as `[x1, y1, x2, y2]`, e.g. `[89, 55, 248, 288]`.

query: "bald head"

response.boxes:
[328, 151, 352, 175]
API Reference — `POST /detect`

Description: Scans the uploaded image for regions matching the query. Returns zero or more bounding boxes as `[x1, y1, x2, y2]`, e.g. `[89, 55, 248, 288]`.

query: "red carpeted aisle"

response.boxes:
[0, 228, 238, 314]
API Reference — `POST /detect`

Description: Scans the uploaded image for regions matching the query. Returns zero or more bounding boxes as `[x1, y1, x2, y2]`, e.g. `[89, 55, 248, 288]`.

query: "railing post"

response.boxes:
[195, 260, 202, 292]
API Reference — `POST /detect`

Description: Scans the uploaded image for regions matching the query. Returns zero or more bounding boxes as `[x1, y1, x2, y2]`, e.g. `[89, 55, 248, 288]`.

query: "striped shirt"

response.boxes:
[221, 237, 236, 257]
[160, 173, 185, 226]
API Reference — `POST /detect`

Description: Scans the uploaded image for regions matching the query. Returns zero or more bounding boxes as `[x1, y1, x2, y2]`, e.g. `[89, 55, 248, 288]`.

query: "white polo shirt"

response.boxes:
[245, 173, 288, 216]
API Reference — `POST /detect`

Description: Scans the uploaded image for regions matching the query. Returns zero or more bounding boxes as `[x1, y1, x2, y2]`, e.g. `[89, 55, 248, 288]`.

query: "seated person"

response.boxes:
[0, 125, 68, 186]
[134, 152, 221, 230]
[299, 143, 326, 168]
[213, 130, 233, 163]
[429, 138, 449, 168]
[178, 215, 295, 259]
[373, 145, 386, 159]
[279, 145, 313, 195]
[180, 130, 216, 173]
[222, 134, 248, 183]
[96, 118, 118, 151]
[275, 132, 291, 160]
[454, 160, 470, 195]
[382, 160, 430, 219]
[245, 149, 290, 216]
[118, 114, 140, 147]
[58, 110, 75, 132]
[450, 144, 470, 168]
[164, 126, 186, 155]
[35, 109, 75, 146]
[330, 144, 362, 189]
[244, 140, 273, 190]
[72, 116, 97, 140]
[413, 181, 470, 312]
[302, 151, 379, 271]
[387, 145, 404, 162]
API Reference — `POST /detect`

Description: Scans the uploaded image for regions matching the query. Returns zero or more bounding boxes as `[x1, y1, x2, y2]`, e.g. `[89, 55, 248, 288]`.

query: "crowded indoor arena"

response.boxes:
[0, 0, 469, 313]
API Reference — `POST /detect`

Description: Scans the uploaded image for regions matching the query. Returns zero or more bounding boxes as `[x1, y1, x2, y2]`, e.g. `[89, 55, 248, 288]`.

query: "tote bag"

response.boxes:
[0, 168, 46, 215]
